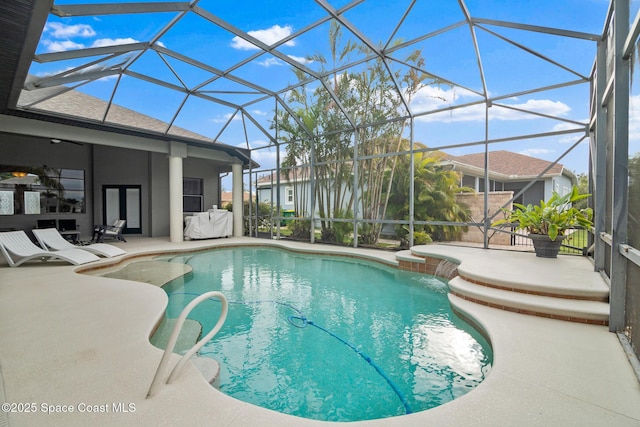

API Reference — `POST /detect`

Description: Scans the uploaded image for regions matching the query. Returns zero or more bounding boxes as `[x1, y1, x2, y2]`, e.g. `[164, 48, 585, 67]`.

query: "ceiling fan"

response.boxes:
[50, 138, 84, 146]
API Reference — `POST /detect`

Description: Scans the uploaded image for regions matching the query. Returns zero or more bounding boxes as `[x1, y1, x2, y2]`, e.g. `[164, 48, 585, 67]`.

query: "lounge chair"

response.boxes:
[0, 230, 99, 267]
[93, 219, 127, 243]
[33, 228, 126, 258]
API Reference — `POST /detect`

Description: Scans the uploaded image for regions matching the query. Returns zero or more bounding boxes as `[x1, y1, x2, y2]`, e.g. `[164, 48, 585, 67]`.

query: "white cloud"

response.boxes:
[43, 40, 85, 52]
[412, 85, 572, 123]
[91, 38, 139, 48]
[243, 145, 284, 169]
[42, 36, 141, 53]
[411, 85, 480, 120]
[503, 99, 571, 117]
[257, 54, 313, 68]
[288, 55, 312, 65]
[251, 109, 268, 116]
[45, 22, 96, 38]
[258, 57, 283, 67]
[210, 113, 241, 124]
[550, 122, 588, 144]
[231, 25, 295, 50]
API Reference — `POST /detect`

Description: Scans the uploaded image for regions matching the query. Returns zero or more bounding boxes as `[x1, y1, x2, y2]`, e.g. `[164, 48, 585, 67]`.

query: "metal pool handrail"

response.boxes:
[147, 291, 228, 397]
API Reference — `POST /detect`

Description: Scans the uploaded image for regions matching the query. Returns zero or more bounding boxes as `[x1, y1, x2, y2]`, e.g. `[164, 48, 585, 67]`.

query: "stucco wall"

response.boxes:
[93, 145, 150, 236]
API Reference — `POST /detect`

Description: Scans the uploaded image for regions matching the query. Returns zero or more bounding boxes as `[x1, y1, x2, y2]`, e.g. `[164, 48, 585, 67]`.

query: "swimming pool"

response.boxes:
[160, 246, 492, 422]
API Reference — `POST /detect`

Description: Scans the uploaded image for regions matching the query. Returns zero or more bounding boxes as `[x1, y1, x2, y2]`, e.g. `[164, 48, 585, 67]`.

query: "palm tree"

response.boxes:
[386, 145, 471, 243]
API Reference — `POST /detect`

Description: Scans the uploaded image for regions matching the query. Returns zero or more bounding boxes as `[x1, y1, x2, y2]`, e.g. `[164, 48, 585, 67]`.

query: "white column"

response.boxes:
[169, 142, 187, 243]
[232, 163, 243, 237]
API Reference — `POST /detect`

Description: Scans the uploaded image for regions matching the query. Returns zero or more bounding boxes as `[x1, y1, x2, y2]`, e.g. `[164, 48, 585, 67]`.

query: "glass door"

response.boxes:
[102, 185, 141, 234]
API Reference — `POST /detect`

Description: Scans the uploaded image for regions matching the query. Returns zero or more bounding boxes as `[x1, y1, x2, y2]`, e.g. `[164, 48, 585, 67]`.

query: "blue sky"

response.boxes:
[28, 0, 617, 183]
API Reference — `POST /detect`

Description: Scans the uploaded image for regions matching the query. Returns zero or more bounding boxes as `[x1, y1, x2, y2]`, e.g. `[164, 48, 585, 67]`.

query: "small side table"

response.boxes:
[60, 230, 81, 244]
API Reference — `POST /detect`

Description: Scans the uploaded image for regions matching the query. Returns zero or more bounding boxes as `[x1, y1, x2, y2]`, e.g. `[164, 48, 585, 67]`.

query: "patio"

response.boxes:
[0, 237, 638, 426]
[0, 0, 639, 425]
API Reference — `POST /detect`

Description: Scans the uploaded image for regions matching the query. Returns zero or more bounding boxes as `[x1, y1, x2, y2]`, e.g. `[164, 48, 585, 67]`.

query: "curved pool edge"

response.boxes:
[1, 237, 638, 426]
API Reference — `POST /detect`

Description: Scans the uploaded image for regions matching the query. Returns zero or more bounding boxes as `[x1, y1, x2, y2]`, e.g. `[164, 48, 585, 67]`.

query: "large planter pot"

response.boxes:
[529, 233, 564, 258]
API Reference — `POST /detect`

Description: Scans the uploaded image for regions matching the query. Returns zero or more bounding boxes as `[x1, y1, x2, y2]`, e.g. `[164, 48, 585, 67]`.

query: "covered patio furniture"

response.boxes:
[33, 228, 126, 258]
[184, 209, 232, 240]
[0, 230, 99, 267]
[93, 220, 127, 243]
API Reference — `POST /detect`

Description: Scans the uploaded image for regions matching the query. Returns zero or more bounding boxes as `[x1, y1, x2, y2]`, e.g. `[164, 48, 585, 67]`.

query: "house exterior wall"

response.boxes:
[257, 180, 312, 215]
[0, 135, 94, 236]
[257, 179, 360, 219]
[150, 152, 170, 237]
[503, 180, 545, 206]
[257, 182, 296, 211]
[92, 145, 150, 236]
[0, 135, 226, 239]
[550, 175, 573, 198]
[149, 155, 222, 237]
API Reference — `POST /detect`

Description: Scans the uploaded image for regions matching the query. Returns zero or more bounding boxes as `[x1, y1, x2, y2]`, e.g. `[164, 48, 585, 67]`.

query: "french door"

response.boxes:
[102, 185, 141, 234]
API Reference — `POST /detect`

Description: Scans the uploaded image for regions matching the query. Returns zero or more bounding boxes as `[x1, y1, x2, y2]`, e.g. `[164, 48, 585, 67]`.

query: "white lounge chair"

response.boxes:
[0, 230, 99, 267]
[33, 228, 126, 258]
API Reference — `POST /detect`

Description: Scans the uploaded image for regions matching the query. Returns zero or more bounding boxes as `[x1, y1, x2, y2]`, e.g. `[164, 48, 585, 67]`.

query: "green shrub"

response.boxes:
[290, 219, 311, 239]
[413, 231, 433, 245]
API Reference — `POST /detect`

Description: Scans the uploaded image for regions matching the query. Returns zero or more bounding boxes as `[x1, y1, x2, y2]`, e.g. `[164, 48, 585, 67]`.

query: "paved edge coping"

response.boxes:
[407, 245, 609, 300]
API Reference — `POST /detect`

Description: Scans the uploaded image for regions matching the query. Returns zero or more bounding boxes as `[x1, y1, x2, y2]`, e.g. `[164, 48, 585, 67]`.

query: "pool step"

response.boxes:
[191, 356, 221, 388]
[150, 318, 221, 387]
[448, 276, 609, 325]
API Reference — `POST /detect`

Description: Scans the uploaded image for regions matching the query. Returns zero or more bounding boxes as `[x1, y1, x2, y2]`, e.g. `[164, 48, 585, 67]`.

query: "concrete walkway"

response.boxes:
[0, 237, 638, 426]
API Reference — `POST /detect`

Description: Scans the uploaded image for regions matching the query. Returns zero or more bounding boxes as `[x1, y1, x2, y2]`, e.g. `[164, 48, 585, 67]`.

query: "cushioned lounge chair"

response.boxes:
[93, 219, 127, 243]
[0, 230, 99, 267]
[33, 228, 126, 258]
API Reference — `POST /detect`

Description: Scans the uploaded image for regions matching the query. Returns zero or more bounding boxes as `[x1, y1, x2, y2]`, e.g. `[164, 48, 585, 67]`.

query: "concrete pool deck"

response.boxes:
[0, 237, 639, 426]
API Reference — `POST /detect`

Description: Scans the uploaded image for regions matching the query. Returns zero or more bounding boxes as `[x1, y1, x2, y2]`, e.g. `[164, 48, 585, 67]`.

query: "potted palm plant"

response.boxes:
[493, 186, 593, 258]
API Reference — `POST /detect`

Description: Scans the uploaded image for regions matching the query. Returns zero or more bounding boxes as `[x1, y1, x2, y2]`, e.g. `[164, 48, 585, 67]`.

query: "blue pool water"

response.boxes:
[160, 247, 492, 422]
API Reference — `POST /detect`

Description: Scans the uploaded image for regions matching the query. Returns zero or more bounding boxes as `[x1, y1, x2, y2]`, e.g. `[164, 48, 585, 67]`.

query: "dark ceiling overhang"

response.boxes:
[0, 0, 48, 110]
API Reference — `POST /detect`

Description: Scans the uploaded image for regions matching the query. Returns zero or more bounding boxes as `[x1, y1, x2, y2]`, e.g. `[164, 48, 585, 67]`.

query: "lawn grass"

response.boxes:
[560, 229, 589, 254]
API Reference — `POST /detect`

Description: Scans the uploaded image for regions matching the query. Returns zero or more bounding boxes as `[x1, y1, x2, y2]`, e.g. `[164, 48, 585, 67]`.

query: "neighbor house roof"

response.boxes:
[258, 150, 574, 187]
[443, 150, 573, 182]
[256, 168, 312, 187]
[221, 191, 251, 203]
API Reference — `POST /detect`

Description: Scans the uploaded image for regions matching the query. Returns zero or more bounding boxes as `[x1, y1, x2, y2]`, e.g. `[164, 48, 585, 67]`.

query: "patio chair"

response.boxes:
[0, 230, 99, 267]
[93, 220, 127, 243]
[33, 228, 126, 258]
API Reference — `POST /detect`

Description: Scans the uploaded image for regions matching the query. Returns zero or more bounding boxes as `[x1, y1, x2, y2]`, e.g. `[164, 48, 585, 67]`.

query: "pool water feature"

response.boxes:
[160, 247, 492, 422]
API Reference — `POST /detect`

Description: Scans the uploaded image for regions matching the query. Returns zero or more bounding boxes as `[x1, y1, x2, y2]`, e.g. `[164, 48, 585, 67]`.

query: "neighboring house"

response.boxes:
[256, 151, 576, 244]
[443, 150, 577, 206]
[221, 191, 251, 208]
[444, 151, 578, 245]
[256, 168, 311, 213]
[257, 150, 576, 213]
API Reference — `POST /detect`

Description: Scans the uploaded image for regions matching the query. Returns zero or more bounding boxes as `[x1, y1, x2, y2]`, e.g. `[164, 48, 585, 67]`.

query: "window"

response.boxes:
[286, 187, 294, 204]
[0, 165, 85, 214]
[183, 177, 203, 212]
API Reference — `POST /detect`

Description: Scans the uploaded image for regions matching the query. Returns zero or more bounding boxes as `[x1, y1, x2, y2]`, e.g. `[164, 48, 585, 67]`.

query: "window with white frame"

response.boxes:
[286, 187, 294, 204]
